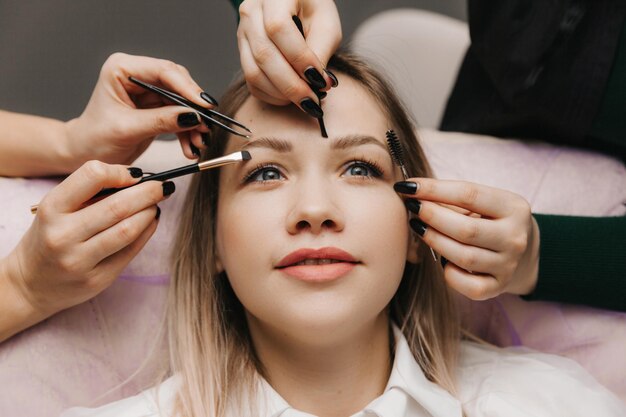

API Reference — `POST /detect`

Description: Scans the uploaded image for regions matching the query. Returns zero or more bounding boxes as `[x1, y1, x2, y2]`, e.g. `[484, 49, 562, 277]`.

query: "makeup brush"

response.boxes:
[386, 129, 437, 262]
[385, 129, 409, 179]
[293, 15, 328, 138]
[30, 151, 251, 214]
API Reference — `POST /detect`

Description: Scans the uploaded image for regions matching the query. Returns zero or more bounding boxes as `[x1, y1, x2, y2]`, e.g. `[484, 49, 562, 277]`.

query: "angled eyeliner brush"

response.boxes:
[30, 151, 251, 214]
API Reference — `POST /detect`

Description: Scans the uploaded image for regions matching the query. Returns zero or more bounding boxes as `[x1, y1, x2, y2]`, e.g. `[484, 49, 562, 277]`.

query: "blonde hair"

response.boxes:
[168, 50, 460, 416]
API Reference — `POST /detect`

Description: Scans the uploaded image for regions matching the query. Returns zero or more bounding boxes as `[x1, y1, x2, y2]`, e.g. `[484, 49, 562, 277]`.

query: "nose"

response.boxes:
[285, 177, 345, 235]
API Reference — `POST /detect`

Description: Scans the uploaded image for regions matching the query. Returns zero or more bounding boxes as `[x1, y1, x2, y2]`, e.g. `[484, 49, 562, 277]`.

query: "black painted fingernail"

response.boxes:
[405, 199, 421, 214]
[127, 167, 143, 178]
[300, 98, 323, 118]
[304, 67, 327, 90]
[177, 112, 201, 128]
[162, 181, 176, 197]
[409, 218, 427, 237]
[318, 91, 327, 100]
[201, 132, 210, 146]
[440, 256, 448, 268]
[190, 143, 200, 158]
[394, 181, 418, 194]
[293, 15, 305, 37]
[200, 92, 219, 106]
[155, 205, 161, 220]
[325, 69, 339, 87]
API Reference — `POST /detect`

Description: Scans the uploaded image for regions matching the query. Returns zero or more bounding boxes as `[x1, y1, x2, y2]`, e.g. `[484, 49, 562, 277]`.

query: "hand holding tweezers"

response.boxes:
[128, 76, 252, 138]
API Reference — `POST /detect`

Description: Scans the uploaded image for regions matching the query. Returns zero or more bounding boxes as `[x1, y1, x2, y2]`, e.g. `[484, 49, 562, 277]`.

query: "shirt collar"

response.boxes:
[362, 325, 462, 417]
[258, 324, 462, 417]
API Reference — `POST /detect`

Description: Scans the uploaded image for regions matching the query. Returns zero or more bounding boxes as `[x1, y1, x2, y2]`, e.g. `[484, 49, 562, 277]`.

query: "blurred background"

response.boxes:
[0, 0, 465, 121]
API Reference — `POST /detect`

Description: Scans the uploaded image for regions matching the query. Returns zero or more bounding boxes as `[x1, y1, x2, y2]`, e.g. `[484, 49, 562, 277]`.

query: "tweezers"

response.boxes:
[129, 76, 252, 138]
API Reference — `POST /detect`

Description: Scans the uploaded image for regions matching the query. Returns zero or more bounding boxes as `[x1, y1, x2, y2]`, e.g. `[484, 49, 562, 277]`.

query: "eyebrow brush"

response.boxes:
[292, 15, 328, 138]
[30, 151, 251, 214]
[385, 129, 409, 179]
[386, 129, 437, 262]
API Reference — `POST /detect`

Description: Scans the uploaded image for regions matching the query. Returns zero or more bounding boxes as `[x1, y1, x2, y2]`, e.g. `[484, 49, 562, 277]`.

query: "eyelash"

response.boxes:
[241, 158, 385, 184]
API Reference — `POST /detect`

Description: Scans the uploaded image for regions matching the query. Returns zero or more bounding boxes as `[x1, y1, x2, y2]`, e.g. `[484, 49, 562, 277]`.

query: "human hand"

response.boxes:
[394, 179, 540, 300]
[237, 0, 341, 113]
[64, 53, 217, 168]
[3, 161, 174, 323]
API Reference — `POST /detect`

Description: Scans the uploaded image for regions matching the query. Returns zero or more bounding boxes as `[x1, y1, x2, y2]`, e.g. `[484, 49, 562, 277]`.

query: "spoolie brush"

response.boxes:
[386, 129, 438, 262]
[386, 129, 409, 179]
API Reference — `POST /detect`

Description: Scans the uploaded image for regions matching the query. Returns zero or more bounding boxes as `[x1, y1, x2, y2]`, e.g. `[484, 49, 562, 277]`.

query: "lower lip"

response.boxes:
[278, 262, 357, 282]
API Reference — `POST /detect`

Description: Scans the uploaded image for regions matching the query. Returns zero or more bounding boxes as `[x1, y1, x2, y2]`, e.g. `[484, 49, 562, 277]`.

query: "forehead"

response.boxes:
[229, 75, 389, 147]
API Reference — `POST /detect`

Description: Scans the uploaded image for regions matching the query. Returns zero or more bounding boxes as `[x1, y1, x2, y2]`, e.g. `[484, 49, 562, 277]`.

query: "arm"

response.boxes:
[0, 110, 74, 177]
[523, 214, 626, 311]
[0, 53, 215, 178]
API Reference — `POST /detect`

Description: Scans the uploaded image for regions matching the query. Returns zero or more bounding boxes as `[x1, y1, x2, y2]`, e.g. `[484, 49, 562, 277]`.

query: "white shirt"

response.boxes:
[61, 326, 626, 417]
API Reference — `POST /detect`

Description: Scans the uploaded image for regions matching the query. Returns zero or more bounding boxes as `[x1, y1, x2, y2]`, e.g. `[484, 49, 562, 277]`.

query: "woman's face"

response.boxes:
[215, 75, 418, 344]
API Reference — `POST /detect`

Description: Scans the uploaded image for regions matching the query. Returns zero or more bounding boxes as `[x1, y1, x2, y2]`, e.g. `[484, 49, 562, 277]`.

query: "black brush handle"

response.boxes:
[92, 163, 199, 199]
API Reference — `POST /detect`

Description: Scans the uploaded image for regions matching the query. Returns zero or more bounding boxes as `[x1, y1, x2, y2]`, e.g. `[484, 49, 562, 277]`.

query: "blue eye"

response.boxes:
[244, 164, 284, 183]
[343, 160, 383, 178]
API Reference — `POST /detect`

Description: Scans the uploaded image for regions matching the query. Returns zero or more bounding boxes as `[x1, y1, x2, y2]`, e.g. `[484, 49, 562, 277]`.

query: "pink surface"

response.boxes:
[0, 133, 625, 416]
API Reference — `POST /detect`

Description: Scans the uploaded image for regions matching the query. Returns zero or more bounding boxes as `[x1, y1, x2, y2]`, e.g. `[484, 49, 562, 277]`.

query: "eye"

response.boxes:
[243, 164, 285, 183]
[342, 160, 383, 178]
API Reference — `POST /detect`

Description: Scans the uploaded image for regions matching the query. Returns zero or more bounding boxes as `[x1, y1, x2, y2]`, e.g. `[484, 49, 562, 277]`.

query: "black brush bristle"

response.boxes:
[386, 129, 405, 167]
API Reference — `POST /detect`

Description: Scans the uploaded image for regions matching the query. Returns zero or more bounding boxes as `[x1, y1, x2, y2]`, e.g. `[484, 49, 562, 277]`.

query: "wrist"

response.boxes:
[60, 118, 85, 172]
[0, 255, 49, 343]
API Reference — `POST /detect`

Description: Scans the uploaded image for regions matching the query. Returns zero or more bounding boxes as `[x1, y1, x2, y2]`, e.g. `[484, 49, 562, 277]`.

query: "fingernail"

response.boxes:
[409, 218, 427, 237]
[300, 98, 323, 118]
[317, 91, 327, 100]
[394, 181, 419, 194]
[127, 167, 143, 178]
[325, 69, 339, 87]
[190, 143, 200, 158]
[177, 112, 201, 128]
[155, 205, 161, 220]
[405, 199, 421, 214]
[440, 256, 448, 268]
[304, 67, 327, 90]
[201, 132, 210, 146]
[200, 92, 219, 106]
[162, 181, 176, 197]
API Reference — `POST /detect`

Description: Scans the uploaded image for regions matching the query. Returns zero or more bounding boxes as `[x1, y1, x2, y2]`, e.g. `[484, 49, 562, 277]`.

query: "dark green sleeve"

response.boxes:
[230, 0, 244, 10]
[522, 214, 626, 311]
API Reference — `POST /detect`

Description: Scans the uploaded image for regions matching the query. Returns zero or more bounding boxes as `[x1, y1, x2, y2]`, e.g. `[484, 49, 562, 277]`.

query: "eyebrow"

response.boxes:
[241, 134, 388, 152]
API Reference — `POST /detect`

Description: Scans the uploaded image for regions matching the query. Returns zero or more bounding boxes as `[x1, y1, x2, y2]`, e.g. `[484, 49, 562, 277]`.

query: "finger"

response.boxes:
[262, 2, 333, 90]
[123, 105, 211, 139]
[42, 162, 142, 214]
[239, 33, 290, 105]
[414, 200, 505, 250]
[176, 131, 198, 160]
[244, 10, 319, 111]
[92, 212, 159, 284]
[302, 2, 343, 71]
[190, 129, 206, 151]
[443, 263, 502, 301]
[72, 179, 172, 240]
[406, 178, 518, 218]
[410, 219, 502, 275]
[101, 53, 212, 109]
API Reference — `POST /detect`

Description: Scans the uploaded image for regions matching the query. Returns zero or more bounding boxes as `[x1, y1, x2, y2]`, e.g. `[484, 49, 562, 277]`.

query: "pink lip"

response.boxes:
[276, 247, 359, 282]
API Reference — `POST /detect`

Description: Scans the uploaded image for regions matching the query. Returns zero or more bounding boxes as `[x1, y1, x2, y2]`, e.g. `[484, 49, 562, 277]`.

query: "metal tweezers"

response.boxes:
[129, 76, 252, 138]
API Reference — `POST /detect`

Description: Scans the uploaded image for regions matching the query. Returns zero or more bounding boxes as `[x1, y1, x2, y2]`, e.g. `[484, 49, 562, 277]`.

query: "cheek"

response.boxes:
[344, 186, 410, 275]
[215, 191, 285, 286]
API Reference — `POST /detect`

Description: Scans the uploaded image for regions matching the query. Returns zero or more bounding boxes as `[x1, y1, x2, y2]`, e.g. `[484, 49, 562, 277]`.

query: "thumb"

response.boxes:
[125, 106, 202, 138]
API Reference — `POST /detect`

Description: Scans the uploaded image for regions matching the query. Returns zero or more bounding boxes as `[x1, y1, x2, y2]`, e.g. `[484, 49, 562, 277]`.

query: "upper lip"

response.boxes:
[276, 247, 358, 268]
